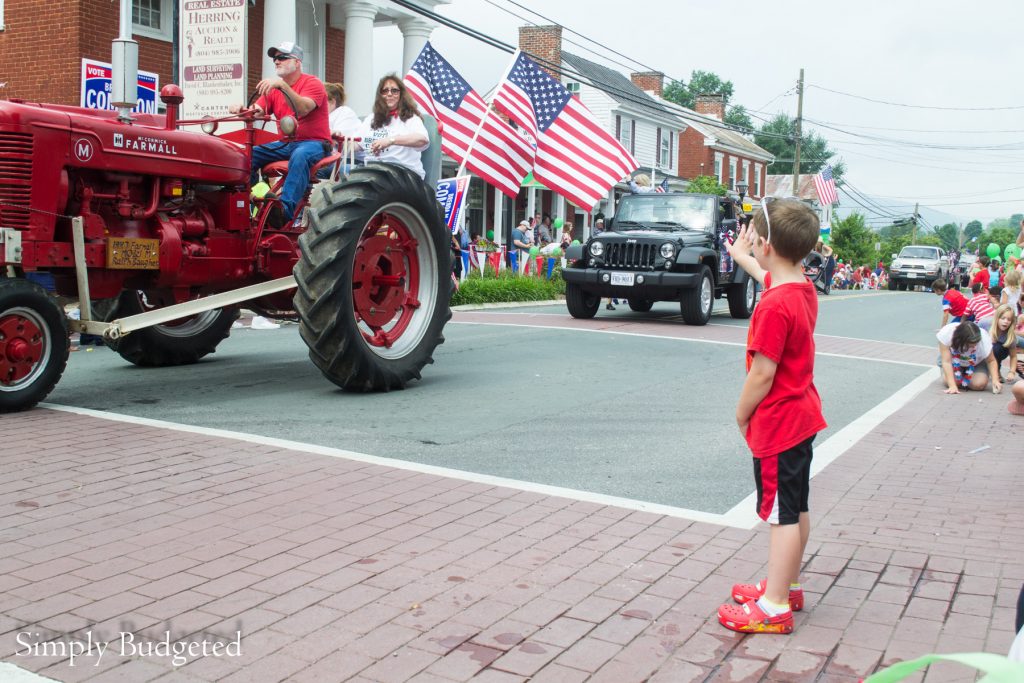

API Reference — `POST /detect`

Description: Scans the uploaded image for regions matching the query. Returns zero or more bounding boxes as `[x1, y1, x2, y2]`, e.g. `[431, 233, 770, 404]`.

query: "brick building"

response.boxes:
[0, 0, 444, 117]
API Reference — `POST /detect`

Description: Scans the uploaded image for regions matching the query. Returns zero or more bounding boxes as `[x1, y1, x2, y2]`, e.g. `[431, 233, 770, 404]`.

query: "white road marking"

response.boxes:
[0, 663, 58, 682]
[451, 321, 933, 367]
[718, 367, 939, 528]
[44, 368, 938, 530]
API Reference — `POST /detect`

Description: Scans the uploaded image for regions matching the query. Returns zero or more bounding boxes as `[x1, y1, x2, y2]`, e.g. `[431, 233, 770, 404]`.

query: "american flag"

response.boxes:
[654, 177, 670, 193]
[404, 43, 534, 199]
[492, 51, 638, 211]
[813, 164, 838, 205]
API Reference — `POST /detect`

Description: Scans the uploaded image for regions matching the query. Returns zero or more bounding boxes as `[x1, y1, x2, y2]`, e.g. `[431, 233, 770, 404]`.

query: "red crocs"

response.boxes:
[731, 579, 804, 611]
[718, 599, 794, 634]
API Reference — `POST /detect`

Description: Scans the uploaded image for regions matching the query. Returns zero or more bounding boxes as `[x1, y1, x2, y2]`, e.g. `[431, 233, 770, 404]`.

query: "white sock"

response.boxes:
[756, 596, 790, 616]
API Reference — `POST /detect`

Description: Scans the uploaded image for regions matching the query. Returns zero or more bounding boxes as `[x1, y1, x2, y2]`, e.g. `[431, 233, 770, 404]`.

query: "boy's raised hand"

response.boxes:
[726, 222, 766, 286]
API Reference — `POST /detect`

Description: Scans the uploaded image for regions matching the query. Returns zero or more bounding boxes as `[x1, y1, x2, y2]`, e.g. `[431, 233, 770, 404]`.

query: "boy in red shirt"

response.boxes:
[932, 278, 967, 326]
[721, 199, 827, 634]
[970, 256, 991, 290]
[965, 281, 996, 327]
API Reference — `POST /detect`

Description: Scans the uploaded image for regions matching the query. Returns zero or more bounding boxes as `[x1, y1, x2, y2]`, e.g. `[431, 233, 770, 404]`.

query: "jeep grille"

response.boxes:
[0, 132, 33, 230]
[605, 241, 657, 270]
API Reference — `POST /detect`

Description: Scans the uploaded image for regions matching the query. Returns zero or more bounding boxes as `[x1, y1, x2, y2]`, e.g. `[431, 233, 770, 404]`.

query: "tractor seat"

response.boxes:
[262, 152, 342, 181]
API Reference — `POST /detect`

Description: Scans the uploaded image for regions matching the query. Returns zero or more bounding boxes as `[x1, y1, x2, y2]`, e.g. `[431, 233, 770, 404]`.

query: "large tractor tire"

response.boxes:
[0, 278, 70, 412]
[680, 266, 714, 326]
[566, 283, 600, 319]
[293, 164, 451, 391]
[727, 276, 757, 319]
[101, 290, 238, 367]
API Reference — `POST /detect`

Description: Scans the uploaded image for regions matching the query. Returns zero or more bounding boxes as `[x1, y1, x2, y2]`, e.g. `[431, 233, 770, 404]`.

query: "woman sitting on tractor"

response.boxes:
[357, 75, 429, 179]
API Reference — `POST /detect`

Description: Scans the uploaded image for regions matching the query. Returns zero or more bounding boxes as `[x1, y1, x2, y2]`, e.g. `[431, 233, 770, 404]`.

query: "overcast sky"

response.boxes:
[373, 0, 1024, 227]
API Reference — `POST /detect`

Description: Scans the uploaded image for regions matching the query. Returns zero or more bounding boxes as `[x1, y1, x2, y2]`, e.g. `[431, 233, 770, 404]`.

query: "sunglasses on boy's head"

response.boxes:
[758, 196, 802, 246]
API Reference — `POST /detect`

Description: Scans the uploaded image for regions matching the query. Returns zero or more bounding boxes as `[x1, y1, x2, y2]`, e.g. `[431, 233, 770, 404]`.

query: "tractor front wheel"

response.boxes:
[0, 278, 70, 412]
[293, 164, 451, 391]
[101, 291, 238, 367]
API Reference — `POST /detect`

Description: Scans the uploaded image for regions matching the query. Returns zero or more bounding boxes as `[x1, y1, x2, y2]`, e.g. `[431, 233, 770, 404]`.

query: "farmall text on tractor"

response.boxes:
[0, 17, 451, 413]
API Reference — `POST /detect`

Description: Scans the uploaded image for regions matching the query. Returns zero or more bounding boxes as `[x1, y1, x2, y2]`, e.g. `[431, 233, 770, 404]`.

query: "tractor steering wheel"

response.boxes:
[245, 87, 301, 134]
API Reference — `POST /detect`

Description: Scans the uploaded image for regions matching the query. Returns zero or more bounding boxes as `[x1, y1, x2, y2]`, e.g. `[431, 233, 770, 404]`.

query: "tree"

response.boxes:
[934, 223, 959, 251]
[663, 70, 735, 110]
[964, 220, 983, 243]
[724, 105, 753, 131]
[978, 227, 1017, 251]
[753, 114, 845, 181]
[685, 175, 728, 196]
[830, 213, 876, 267]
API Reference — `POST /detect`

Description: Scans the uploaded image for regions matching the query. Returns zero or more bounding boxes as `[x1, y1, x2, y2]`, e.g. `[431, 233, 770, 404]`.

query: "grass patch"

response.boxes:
[451, 267, 565, 305]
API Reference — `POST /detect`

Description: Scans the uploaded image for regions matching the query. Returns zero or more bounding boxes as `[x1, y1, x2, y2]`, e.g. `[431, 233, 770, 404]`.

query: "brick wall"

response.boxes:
[0, 0, 81, 103]
[694, 94, 725, 121]
[630, 72, 663, 97]
[325, 5, 345, 86]
[518, 25, 561, 80]
[676, 126, 711, 180]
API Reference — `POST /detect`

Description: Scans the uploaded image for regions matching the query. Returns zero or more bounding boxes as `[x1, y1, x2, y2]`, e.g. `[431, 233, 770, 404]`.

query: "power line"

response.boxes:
[807, 84, 1024, 111]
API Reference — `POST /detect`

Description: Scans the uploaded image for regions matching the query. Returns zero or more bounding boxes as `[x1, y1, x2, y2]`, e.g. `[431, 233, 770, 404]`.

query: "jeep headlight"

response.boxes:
[660, 243, 675, 259]
[590, 241, 604, 257]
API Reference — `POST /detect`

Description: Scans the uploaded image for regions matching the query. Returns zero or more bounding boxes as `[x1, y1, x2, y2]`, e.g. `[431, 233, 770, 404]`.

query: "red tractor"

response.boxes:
[0, 85, 452, 412]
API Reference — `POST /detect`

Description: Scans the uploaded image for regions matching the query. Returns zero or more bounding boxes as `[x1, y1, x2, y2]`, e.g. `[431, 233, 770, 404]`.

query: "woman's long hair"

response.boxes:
[371, 74, 419, 130]
[950, 321, 982, 355]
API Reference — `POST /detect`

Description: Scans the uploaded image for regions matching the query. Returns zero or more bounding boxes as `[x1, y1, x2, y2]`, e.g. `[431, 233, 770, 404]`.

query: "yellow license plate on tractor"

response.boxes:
[107, 238, 160, 269]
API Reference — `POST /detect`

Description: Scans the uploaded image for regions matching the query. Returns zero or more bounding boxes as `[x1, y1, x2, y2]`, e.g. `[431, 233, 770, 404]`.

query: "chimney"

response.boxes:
[694, 94, 725, 121]
[518, 25, 562, 81]
[630, 71, 664, 97]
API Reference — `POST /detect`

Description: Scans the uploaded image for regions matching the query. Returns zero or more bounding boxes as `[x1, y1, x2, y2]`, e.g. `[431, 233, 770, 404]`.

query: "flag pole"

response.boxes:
[455, 49, 522, 179]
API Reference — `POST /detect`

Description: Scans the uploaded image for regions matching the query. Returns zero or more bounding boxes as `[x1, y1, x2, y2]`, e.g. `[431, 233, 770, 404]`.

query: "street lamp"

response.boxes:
[736, 180, 748, 203]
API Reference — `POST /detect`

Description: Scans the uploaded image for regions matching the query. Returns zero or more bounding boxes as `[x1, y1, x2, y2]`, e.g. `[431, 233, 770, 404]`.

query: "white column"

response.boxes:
[262, 0, 297, 80]
[526, 187, 536, 224]
[344, 0, 378, 118]
[493, 187, 504, 245]
[398, 18, 434, 74]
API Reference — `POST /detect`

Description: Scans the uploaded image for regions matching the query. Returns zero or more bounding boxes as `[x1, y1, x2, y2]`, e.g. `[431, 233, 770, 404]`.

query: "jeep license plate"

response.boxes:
[610, 272, 635, 286]
[906, 272, 917, 278]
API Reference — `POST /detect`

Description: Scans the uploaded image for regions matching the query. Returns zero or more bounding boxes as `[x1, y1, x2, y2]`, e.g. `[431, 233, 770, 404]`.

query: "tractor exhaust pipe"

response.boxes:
[111, 0, 139, 122]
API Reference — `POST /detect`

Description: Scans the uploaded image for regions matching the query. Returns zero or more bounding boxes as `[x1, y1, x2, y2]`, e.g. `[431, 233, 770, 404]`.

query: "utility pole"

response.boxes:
[958, 222, 964, 249]
[792, 68, 804, 196]
[911, 202, 919, 243]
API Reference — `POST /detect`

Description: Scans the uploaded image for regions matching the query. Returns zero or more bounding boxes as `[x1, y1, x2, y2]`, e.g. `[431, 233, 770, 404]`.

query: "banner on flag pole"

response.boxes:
[436, 176, 471, 235]
[405, 43, 534, 199]
[492, 51, 637, 211]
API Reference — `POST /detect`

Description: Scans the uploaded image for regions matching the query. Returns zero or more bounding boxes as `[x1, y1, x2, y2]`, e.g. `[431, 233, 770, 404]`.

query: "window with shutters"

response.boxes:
[618, 118, 633, 153]
[754, 163, 763, 196]
[728, 157, 737, 189]
[742, 160, 750, 190]
[133, 0, 172, 41]
[714, 153, 723, 183]
[660, 132, 671, 169]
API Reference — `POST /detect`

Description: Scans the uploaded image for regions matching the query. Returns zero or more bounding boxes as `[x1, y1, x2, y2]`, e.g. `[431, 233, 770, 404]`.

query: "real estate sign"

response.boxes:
[179, 0, 247, 119]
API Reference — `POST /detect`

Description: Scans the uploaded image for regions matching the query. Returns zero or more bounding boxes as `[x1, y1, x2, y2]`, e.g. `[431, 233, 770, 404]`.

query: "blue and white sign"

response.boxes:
[436, 176, 470, 235]
[81, 58, 159, 114]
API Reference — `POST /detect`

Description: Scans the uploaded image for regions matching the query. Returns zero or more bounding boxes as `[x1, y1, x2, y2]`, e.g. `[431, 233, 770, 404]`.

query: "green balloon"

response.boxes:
[553, 217, 564, 229]
[529, 246, 540, 256]
[1009, 244, 1022, 260]
[486, 230, 494, 241]
[1004, 243, 1018, 260]
[571, 239, 581, 246]
[551, 247, 563, 258]
[986, 242, 1000, 259]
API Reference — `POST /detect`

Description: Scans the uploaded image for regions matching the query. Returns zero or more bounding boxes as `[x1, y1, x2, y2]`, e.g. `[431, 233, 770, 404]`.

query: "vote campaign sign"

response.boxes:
[81, 59, 159, 114]
[436, 176, 470, 235]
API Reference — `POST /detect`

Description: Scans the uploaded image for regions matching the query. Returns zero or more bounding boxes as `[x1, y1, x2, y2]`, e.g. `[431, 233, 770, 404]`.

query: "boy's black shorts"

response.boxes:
[753, 436, 814, 525]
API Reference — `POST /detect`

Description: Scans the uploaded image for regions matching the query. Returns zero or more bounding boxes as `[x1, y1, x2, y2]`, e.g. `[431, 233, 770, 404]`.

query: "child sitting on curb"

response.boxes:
[719, 198, 827, 635]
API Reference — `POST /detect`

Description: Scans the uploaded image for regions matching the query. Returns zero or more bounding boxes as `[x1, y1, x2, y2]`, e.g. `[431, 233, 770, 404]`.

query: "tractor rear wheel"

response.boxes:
[0, 278, 70, 412]
[101, 291, 238, 367]
[293, 164, 451, 391]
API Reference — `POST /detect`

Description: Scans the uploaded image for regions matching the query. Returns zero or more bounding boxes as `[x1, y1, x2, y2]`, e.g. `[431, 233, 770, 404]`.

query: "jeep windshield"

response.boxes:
[898, 247, 940, 259]
[615, 195, 715, 232]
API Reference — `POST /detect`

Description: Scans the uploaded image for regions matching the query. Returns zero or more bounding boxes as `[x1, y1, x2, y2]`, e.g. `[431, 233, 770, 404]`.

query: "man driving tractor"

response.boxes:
[229, 41, 331, 228]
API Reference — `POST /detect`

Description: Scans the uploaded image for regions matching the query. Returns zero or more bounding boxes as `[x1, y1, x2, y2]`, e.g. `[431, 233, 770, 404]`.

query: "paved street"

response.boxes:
[1, 289, 1021, 682]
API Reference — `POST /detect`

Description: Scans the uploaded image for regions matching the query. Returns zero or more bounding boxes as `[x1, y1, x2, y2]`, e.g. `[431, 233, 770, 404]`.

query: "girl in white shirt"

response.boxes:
[936, 321, 1001, 394]
[324, 82, 361, 137]
[358, 74, 429, 179]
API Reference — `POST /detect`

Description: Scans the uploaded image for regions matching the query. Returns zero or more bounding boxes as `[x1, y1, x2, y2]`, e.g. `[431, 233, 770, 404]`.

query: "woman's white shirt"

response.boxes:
[329, 106, 362, 137]
[359, 113, 429, 179]
[936, 323, 993, 359]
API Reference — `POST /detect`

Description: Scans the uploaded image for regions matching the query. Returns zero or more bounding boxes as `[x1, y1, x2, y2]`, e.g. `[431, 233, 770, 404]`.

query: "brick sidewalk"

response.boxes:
[0, 378, 1021, 682]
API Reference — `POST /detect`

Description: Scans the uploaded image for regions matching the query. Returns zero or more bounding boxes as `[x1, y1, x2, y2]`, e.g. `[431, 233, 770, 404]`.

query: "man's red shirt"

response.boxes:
[744, 274, 827, 458]
[257, 73, 330, 142]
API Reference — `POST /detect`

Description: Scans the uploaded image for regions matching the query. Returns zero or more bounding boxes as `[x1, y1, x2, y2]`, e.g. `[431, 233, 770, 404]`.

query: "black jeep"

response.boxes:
[562, 192, 757, 325]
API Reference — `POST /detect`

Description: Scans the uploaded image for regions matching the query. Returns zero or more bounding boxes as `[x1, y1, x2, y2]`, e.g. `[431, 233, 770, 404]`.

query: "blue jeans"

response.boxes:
[251, 140, 328, 218]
